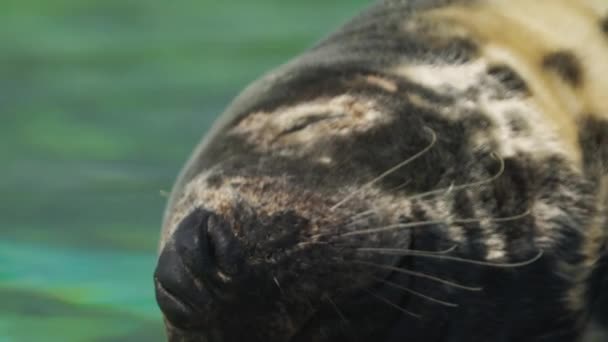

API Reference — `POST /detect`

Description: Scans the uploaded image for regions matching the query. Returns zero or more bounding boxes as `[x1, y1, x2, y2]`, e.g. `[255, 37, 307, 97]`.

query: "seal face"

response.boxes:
[155, 1, 608, 341]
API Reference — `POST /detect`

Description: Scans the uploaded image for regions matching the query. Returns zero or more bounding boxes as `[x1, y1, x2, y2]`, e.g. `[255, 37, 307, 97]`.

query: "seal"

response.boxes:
[154, 1, 608, 341]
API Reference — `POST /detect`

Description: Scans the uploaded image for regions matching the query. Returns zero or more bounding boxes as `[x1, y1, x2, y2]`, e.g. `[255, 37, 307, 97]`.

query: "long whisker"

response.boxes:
[333, 244, 458, 255]
[345, 217, 377, 230]
[323, 295, 349, 324]
[273, 276, 285, 295]
[353, 260, 483, 291]
[346, 209, 378, 225]
[345, 179, 412, 227]
[406, 152, 505, 201]
[338, 209, 530, 238]
[387, 179, 413, 192]
[330, 127, 437, 211]
[358, 249, 544, 268]
[296, 239, 458, 254]
[371, 276, 459, 307]
[363, 289, 421, 318]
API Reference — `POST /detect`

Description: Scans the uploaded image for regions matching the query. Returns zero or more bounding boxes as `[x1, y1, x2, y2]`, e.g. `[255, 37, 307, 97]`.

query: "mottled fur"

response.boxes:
[157, 1, 608, 341]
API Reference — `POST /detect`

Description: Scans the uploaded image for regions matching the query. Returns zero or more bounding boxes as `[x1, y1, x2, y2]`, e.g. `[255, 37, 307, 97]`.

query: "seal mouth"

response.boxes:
[154, 276, 205, 328]
[286, 254, 413, 342]
[155, 277, 190, 313]
[154, 250, 210, 331]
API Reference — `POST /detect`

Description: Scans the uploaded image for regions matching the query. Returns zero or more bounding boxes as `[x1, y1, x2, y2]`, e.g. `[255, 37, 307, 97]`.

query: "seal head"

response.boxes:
[154, 0, 608, 341]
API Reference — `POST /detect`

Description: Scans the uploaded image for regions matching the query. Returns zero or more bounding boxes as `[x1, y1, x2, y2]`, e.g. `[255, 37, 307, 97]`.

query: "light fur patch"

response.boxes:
[531, 200, 572, 250]
[485, 235, 506, 261]
[476, 95, 573, 163]
[474, 205, 507, 262]
[393, 61, 488, 93]
[428, 197, 467, 245]
[423, 0, 608, 166]
[365, 75, 398, 92]
[230, 94, 391, 155]
[393, 57, 577, 166]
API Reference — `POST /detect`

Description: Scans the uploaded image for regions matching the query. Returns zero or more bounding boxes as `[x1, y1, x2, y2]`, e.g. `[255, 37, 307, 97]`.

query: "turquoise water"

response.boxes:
[0, 1, 367, 341]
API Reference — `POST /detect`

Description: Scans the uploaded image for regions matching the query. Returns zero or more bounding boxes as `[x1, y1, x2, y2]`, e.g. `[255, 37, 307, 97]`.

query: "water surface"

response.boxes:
[0, 1, 367, 340]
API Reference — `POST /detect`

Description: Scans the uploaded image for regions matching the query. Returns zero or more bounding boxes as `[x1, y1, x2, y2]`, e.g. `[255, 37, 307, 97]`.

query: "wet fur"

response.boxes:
[159, 0, 608, 341]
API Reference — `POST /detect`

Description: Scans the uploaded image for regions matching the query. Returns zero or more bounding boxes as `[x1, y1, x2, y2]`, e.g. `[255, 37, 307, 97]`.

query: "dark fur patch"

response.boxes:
[506, 112, 530, 134]
[542, 51, 583, 87]
[601, 15, 608, 35]
[487, 64, 530, 96]
[451, 190, 486, 259]
[579, 116, 608, 176]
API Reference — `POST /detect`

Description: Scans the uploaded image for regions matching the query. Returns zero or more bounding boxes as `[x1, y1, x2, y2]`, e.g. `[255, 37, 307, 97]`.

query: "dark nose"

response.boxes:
[154, 208, 245, 330]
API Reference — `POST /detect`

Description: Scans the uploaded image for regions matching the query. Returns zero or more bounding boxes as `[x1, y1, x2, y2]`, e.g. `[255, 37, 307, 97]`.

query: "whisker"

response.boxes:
[303, 296, 316, 313]
[353, 260, 483, 291]
[387, 179, 413, 192]
[363, 289, 421, 318]
[345, 217, 377, 230]
[323, 295, 349, 324]
[350, 209, 376, 221]
[406, 152, 505, 201]
[346, 209, 377, 225]
[371, 276, 459, 307]
[345, 180, 413, 228]
[273, 276, 285, 295]
[295, 240, 328, 248]
[358, 249, 544, 268]
[434, 244, 458, 254]
[338, 209, 530, 238]
[330, 127, 437, 211]
[333, 244, 458, 255]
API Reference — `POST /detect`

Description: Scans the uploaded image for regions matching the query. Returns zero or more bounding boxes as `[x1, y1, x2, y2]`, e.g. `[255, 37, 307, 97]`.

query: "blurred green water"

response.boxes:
[0, 0, 368, 341]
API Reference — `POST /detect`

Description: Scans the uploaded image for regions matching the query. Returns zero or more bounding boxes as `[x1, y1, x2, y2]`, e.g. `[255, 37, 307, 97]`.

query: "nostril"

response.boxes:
[171, 208, 211, 280]
[206, 214, 244, 278]
[173, 208, 245, 291]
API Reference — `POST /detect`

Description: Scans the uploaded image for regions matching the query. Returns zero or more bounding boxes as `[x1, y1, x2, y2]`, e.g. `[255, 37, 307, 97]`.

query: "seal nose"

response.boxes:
[154, 208, 245, 329]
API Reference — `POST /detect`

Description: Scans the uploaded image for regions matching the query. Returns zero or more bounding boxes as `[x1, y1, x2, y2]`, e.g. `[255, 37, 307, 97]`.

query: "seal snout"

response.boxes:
[154, 208, 246, 330]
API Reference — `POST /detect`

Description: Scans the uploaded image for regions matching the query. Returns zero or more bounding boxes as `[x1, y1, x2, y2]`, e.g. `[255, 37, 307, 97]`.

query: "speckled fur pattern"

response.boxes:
[158, 1, 608, 341]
